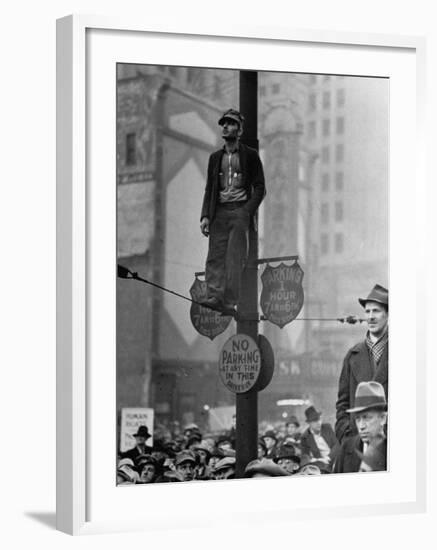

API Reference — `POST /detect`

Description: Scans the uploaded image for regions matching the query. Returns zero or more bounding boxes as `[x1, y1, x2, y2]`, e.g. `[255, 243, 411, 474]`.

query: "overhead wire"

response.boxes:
[117, 265, 365, 324]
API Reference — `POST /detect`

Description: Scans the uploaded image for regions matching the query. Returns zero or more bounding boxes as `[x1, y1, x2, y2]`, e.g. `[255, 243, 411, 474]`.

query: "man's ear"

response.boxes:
[238, 125, 244, 138]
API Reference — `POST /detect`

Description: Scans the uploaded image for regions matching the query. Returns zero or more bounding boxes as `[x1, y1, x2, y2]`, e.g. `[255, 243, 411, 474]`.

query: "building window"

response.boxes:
[308, 121, 316, 139]
[335, 201, 344, 221]
[322, 119, 330, 136]
[323, 75, 331, 82]
[321, 233, 329, 255]
[335, 144, 344, 162]
[321, 203, 329, 224]
[169, 67, 178, 77]
[125, 133, 136, 166]
[337, 88, 345, 107]
[336, 117, 344, 134]
[259, 86, 266, 97]
[309, 93, 317, 111]
[335, 172, 344, 190]
[322, 146, 330, 163]
[322, 173, 330, 191]
[187, 68, 197, 84]
[323, 91, 330, 109]
[309, 75, 317, 84]
[335, 233, 344, 253]
[272, 83, 280, 94]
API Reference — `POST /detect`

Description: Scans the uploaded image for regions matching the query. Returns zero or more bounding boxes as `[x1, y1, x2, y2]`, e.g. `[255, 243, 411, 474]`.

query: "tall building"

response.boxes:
[305, 74, 389, 348]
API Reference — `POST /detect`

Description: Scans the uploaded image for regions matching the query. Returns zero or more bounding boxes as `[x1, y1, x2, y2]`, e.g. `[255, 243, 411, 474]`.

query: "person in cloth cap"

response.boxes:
[117, 457, 140, 485]
[333, 381, 387, 474]
[137, 455, 160, 484]
[262, 430, 278, 459]
[186, 433, 202, 450]
[284, 416, 302, 446]
[244, 458, 288, 478]
[335, 284, 389, 444]
[120, 425, 153, 463]
[216, 434, 234, 452]
[193, 441, 212, 480]
[200, 108, 266, 314]
[212, 456, 236, 480]
[300, 406, 338, 471]
[175, 450, 197, 482]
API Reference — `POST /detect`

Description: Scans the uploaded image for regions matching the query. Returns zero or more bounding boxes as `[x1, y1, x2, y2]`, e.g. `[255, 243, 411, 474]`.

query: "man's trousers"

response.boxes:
[205, 202, 249, 307]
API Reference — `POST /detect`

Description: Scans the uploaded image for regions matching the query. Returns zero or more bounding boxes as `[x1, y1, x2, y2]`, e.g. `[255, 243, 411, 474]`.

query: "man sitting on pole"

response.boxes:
[200, 108, 266, 313]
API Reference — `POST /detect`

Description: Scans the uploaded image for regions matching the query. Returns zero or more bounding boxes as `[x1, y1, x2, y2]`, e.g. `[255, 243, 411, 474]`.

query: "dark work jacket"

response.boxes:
[335, 340, 388, 444]
[300, 423, 339, 467]
[120, 445, 153, 464]
[200, 143, 266, 223]
[333, 435, 388, 474]
[332, 435, 363, 474]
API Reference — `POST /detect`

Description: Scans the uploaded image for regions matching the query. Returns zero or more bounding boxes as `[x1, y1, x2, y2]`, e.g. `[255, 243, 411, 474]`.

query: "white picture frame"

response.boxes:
[56, 14, 427, 535]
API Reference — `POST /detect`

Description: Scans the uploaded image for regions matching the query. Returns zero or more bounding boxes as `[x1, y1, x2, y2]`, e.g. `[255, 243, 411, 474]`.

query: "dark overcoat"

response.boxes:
[335, 340, 388, 443]
[120, 445, 153, 464]
[200, 143, 266, 223]
[333, 435, 388, 474]
[332, 435, 363, 474]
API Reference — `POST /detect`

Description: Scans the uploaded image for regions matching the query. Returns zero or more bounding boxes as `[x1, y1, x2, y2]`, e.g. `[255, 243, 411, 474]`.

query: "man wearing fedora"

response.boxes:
[300, 406, 338, 471]
[333, 381, 387, 473]
[200, 108, 266, 313]
[120, 425, 153, 463]
[335, 284, 389, 443]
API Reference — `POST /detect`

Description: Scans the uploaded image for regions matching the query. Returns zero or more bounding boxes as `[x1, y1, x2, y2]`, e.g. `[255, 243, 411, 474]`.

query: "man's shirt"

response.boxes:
[366, 329, 388, 369]
[310, 428, 331, 461]
[219, 144, 247, 203]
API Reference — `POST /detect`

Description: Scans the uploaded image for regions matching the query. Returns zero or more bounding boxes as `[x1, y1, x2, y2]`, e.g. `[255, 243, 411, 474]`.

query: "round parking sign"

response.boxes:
[218, 334, 261, 394]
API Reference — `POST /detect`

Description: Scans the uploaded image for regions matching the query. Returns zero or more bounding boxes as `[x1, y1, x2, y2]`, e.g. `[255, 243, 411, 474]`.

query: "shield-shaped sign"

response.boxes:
[189, 277, 232, 340]
[260, 262, 304, 328]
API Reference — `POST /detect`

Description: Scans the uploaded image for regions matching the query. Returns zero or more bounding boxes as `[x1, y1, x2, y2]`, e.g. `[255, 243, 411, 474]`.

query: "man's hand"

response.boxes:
[200, 217, 210, 237]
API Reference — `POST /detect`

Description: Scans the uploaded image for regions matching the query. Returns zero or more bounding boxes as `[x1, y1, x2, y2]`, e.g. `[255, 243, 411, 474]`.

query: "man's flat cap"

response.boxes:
[218, 109, 245, 126]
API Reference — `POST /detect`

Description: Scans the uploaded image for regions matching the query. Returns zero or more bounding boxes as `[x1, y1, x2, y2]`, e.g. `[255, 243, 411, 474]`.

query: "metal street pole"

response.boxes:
[235, 71, 259, 478]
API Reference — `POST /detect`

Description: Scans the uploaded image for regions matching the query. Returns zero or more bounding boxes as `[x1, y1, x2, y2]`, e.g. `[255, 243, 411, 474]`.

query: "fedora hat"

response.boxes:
[275, 444, 300, 464]
[244, 458, 288, 478]
[133, 425, 151, 439]
[218, 108, 245, 127]
[304, 406, 321, 423]
[358, 284, 388, 308]
[347, 381, 387, 413]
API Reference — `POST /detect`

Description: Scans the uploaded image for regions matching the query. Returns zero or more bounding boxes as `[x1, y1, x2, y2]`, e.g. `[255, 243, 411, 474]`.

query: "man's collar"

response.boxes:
[366, 326, 389, 345]
[223, 140, 240, 153]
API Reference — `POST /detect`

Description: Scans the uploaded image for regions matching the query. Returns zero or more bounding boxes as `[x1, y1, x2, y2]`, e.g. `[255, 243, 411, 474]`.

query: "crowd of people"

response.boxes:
[117, 384, 386, 486]
[117, 282, 389, 485]
[117, 412, 321, 485]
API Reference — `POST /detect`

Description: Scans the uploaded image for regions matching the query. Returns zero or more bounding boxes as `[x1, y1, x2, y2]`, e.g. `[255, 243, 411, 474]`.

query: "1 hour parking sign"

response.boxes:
[260, 262, 304, 328]
[189, 277, 232, 340]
